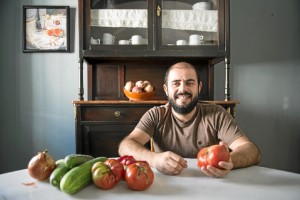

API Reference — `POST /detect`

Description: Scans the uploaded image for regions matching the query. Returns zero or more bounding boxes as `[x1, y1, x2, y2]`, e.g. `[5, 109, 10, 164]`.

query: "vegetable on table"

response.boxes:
[104, 159, 125, 182]
[197, 144, 230, 169]
[27, 149, 56, 180]
[49, 160, 70, 188]
[64, 154, 94, 169]
[91, 162, 117, 190]
[60, 157, 107, 194]
[124, 161, 154, 191]
[117, 155, 136, 167]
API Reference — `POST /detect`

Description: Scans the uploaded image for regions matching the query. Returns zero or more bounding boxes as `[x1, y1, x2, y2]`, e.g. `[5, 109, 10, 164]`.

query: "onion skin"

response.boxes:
[28, 150, 56, 180]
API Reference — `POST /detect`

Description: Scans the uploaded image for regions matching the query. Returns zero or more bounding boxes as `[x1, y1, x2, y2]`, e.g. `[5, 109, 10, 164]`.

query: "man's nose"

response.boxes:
[178, 81, 187, 92]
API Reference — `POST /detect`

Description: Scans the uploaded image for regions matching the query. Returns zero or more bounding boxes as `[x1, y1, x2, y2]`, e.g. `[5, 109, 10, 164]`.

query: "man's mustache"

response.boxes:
[174, 92, 192, 98]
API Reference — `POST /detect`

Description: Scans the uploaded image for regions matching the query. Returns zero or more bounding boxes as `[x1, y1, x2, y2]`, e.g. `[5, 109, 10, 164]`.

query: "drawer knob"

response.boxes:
[114, 111, 121, 117]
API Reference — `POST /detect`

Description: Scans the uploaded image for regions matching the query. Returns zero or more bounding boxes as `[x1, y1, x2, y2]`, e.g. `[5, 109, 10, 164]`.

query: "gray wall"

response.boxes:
[0, 0, 79, 173]
[215, 0, 300, 173]
[1, 0, 299, 174]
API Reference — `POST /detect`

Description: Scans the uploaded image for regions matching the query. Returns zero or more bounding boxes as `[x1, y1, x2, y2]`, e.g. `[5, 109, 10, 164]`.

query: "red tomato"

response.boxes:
[117, 155, 136, 166]
[104, 159, 125, 182]
[197, 144, 230, 169]
[124, 161, 154, 191]
[92, 162, 116, 190]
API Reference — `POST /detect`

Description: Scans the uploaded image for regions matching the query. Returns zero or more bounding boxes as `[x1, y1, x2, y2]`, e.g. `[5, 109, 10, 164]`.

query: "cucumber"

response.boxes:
[64, 154, 94, 169]
[50, 161, 70, 188]
[60, 157, 107, 194]
[55, 159, 65, 166]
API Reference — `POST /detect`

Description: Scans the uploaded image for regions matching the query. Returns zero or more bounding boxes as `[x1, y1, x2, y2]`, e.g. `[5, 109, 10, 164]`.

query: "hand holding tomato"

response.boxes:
[125, 161, 154, 191]
[197, 144, 230, 169]
[197, 143, 233, 177]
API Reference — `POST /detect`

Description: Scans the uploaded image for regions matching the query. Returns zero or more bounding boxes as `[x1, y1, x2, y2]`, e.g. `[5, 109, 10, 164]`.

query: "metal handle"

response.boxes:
[114, 111, 121, 118]
[157, 4, 161, 17]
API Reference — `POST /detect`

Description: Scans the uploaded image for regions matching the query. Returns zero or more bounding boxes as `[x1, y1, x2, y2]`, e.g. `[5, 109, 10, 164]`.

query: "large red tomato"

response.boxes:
[197, 144, 230, 169]
[104, 159, 125, 182]
[124, 161, 154, 191]
[92, 162, 116, 190]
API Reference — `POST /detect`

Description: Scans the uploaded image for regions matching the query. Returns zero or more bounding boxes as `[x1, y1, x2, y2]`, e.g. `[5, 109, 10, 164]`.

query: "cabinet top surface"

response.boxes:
[72, 100, 240, 105]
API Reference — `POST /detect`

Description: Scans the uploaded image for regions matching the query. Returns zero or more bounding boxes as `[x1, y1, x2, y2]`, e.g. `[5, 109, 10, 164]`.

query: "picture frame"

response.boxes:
[23, 5, 70, 53]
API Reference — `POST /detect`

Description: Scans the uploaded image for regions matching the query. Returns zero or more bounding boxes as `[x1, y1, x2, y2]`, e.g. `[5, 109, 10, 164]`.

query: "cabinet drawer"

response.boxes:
[81, 105, 153, 122]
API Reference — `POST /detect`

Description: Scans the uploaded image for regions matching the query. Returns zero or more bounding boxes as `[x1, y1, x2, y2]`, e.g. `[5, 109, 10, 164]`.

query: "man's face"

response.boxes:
[164, 67, 201, 115]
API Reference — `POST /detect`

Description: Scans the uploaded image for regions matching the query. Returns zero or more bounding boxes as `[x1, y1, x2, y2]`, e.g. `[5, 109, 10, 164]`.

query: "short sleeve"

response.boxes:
[135, 107, 159, 138]
[214, 106, 244, 145]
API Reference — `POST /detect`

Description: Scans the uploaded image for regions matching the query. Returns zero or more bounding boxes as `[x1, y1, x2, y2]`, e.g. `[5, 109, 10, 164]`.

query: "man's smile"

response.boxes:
[175, 93, 192, 100]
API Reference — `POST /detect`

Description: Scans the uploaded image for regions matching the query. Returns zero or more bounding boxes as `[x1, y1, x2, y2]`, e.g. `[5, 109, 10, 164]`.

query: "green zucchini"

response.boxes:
[50, 161, 70, 188]
[64, 154, 94, 169]
[60, 157, 107, 194]
[55, 159, 65, 166]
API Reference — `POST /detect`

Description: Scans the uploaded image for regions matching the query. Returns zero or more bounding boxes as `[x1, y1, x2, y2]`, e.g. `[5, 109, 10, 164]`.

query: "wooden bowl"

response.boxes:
[123, 87, 155, 101]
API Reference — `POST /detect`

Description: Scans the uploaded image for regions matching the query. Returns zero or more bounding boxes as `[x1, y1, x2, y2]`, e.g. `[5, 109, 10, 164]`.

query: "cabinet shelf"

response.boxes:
[82, 49, 226, 62]
[91, 9, 218, 32]
[73, 100, 239, 106]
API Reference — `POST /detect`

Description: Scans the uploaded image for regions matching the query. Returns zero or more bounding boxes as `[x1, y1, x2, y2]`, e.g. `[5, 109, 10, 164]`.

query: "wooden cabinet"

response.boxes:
[73, 101, 163, 157]
[73, 100, 239, 157]
[74, 0, 234, 157]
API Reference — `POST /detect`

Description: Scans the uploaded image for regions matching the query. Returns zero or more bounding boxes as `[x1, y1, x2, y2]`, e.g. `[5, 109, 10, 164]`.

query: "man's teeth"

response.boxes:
[177, 95, 190, 99]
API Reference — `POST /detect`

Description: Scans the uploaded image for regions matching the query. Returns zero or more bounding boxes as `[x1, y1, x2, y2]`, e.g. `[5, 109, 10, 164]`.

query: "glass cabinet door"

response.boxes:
[159, 0, 219, 48]
[83, 0, 225, 55]
[89, 0, 149, 49]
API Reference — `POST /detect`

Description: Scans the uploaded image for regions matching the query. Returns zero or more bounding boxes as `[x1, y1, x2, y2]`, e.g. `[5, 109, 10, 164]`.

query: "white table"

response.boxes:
[1, 159, 299, 200]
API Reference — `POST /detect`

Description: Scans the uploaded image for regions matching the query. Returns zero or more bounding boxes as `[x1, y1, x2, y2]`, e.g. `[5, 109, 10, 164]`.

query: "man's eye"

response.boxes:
[186, 81, 195, 86]
[171, 82, 180, 87]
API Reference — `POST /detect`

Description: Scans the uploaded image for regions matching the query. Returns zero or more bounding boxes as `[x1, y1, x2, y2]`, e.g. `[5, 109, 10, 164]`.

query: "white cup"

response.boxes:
[130, 35, 143, 45]
[90, 37, 100, 44]
[102, 33, 115, 44]
[189, 34, 204, 45]
[118, 40, 130, 45]
[176, 40, 187, 45]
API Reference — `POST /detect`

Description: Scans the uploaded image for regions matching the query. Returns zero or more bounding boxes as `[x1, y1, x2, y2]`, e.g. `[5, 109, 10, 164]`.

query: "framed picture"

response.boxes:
[23, 5, 70, 53]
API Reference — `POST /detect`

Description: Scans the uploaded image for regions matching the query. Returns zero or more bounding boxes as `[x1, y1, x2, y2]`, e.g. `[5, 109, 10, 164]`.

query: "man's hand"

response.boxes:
[200, 160, 233, 177]
[150, 151, 188, 175]
[200, 142, 233, 177]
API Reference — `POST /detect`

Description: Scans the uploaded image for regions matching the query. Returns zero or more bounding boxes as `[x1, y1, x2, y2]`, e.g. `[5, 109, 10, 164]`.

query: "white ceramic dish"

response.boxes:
[192, 2, 211, 10]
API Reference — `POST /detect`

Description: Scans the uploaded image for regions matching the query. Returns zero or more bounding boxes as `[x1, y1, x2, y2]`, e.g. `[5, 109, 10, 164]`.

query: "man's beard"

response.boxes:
[168, 92, 199, 115]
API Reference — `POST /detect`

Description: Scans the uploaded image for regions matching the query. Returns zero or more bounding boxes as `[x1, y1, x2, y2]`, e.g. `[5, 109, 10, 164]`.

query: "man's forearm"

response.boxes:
[230, 142, 261, 169]
[118, 137, 154, 162]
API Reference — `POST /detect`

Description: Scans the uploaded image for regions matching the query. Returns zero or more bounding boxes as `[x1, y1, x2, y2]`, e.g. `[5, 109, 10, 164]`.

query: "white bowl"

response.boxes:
[192, 2, 211, 10]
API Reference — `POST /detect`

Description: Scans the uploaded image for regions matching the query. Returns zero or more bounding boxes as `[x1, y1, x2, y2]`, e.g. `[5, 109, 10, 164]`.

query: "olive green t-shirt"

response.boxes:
[136, 103, 244, 158]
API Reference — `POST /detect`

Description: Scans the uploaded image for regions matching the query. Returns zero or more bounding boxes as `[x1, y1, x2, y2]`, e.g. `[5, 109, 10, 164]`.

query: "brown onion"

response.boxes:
[28, 149, 56, 180]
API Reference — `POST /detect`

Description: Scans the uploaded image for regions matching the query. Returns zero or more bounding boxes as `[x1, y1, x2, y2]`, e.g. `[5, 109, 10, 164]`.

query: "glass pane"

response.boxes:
[90, 0, 148, 46]
[161, 0, 218, 46]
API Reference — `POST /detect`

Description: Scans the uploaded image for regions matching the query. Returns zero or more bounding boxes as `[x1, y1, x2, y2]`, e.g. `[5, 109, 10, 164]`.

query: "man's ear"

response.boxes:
[163, 84, 168, 96]
[198, 81, 203, 93]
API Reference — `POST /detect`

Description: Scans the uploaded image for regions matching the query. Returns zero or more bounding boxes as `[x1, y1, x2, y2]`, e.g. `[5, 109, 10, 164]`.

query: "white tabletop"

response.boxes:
[0, 159, 299, 200]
